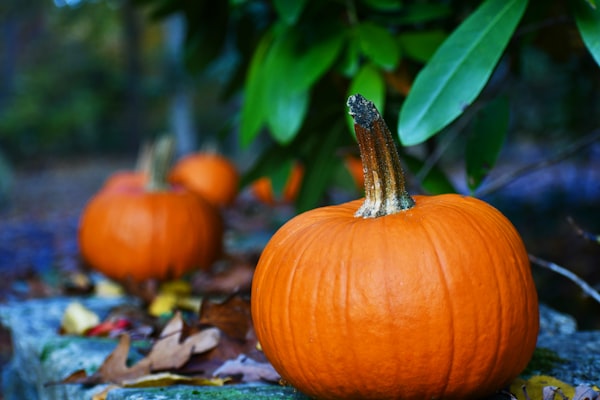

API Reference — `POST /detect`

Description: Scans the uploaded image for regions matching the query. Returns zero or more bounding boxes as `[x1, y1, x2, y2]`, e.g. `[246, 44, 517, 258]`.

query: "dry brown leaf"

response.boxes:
[192, 262, 254, 295]
[198, 295, 252, 340]
[148, 311, 220, 371]
[58, 334, 151, 385]
[213, 355, 280, 383]
[58, 312, 220, 386]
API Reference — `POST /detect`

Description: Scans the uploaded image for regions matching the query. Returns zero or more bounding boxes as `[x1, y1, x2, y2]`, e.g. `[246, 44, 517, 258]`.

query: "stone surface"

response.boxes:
[1, 297, 598, 399]
[0, 297, 305, 400]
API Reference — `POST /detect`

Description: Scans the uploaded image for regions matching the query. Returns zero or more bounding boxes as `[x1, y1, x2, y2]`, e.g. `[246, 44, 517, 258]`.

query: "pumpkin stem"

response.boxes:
[146, 135, 176, 192]
[347, 94, 415, 218]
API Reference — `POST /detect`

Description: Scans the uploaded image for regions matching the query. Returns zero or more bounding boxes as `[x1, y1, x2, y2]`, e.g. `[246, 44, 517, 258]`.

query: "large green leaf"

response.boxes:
[266, 87, 309, 144]
[466, 96, 509, 192]
[291, 28, 346, 91]
[240, 33, 273, 147]
[574, 0, 600, 67]
[273, 0, 308, 25]
[356, 22, 401, 70]
[247, 26, 345, 145]
[398, 0, 528, 146]
[346, 64, 386, 135]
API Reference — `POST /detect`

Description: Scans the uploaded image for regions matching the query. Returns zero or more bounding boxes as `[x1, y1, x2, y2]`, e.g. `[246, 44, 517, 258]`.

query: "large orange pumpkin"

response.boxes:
[169, 152, 239, 208]
[251, 95, 539, 400]
[79, 138, 223, 282]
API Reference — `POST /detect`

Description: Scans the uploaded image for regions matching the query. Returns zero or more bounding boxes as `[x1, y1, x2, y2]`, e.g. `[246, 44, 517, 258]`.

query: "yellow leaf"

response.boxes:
[148, 293, 177, 317]
[61, 302, 100, 335]
[121, 372, 229, 388]
[159, 280, 192, 296]
[94, 279, 125, 297]
[175, 296, 202, 312]
[510, 375, 575, 400]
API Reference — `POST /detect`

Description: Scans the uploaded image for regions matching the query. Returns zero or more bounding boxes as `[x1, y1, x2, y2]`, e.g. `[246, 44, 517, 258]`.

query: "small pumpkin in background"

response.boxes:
[251, 162, 304, 206]
[79, 136, 223, 283]
[251, 95, 539, 400]
[101, 141, 152, 192]
[168, 152, 239, 208]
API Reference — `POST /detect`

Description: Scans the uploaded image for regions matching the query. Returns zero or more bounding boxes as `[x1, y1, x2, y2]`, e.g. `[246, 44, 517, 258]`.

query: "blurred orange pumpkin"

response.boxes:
[169, 152, 239, 208]
[79, 137, 223, 282]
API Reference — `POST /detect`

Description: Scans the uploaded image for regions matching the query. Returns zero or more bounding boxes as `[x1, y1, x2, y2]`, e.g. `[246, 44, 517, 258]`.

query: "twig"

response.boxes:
[476, 129, 600, 198]
[567, 217, 600, 244]
[529, 254, 600, 306]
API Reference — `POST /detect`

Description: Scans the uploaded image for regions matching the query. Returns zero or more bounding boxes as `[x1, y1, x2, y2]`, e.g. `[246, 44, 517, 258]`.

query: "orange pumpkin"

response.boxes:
[169, 152, 239, 208]
[251, 95, 539, 400]
[79, 137, 223, 282]
[251, 162, 304, 205]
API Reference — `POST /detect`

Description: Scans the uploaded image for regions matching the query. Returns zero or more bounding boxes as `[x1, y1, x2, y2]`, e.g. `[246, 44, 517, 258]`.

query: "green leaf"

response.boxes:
[254, 26, 344, 144]
[346, 64, 386, 135]
[240, 33, 273, 147]
[398, 0, 528, 146]
[403, 154, 456, 194]
[466, 96, 509, 192]
[266, 88, 309, 144]
[273, 0, 308, 25]
[338, 38, 360, 77]
[356, 22, 401, 70]
[574, 1, 600, 67]
[291, 28, 346, 91]
[398, 30, 447, 63]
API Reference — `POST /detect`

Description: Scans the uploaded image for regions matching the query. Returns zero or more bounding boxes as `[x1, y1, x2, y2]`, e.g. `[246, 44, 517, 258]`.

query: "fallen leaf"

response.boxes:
[58, 312, 220, 385]
[98, 334, 152, 383]
[86, 318, 131, 337]
[198, 295, 252, 340]
[192, 262, 254, 295]
[510, 375, 575, 400]
[61, 302, 100, 335]
[94, 279, 125, 298]
[148, 281, 202, 317]
[213, 354, 280, 383]
[574, 384, 600, 400]
[122, 372, 229, 388]
[148, 293, 178, 317]
[147, 312, 220, 371]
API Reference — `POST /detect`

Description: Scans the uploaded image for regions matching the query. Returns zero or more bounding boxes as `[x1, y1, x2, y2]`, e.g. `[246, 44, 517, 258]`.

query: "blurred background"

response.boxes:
[0, 0, 599, 331]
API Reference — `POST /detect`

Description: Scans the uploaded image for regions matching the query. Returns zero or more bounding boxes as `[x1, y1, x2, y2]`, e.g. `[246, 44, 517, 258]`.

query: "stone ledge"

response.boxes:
[1, 297, 598, 399]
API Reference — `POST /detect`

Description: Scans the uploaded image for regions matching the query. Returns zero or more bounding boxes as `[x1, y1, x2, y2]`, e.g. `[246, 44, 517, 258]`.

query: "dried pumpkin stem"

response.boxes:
[347, 94, 415, 218]
[146, 135, 175, 192]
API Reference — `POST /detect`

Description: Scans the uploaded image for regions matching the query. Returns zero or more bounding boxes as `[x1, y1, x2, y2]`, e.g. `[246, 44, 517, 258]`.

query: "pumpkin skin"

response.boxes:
[79, 186, 223, 282]
[169, 153, 239, 207]
[251, 194, 538, 399]
[252, 163, 304, 205]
